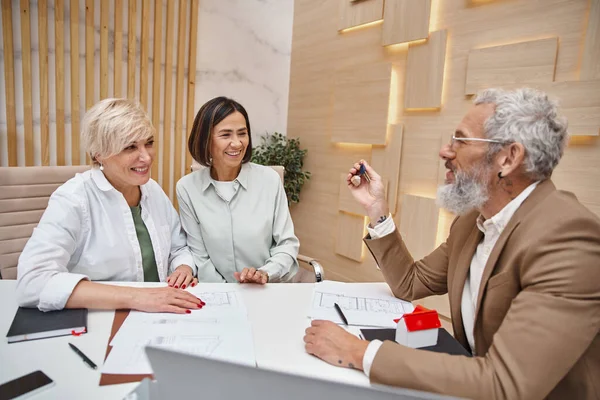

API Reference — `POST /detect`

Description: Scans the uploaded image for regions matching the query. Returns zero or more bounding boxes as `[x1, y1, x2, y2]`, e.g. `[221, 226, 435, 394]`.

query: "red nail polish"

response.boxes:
[197, 304, 202, 308]
[174, 285, 179, 289]
[201, 302, 206, 306]
[182, 284, 186, 289]
[191, 283, 196, 287]
[185, 309, 191, 314]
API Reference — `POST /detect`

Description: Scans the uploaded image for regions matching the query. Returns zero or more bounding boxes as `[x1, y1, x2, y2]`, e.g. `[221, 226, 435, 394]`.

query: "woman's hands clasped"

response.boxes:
[234, 267, 269, 285]
[167, 264, 198, 289]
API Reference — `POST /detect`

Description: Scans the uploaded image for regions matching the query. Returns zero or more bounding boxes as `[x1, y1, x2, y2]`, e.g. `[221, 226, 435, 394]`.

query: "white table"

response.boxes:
[0, 281, 394, 399]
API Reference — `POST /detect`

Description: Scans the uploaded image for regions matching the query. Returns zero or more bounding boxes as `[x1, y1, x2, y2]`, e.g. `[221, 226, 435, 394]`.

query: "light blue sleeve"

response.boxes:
[176, 181, 227, 283]
[258, 175, 299, 282]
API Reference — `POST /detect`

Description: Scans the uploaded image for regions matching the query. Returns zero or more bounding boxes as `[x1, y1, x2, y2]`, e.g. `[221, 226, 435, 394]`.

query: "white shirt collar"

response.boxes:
[90, 167, 150, 201]
[477, 181, 541, 234]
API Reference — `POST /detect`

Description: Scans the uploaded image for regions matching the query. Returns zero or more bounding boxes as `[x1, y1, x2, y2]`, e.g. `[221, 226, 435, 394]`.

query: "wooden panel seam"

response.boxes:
[55, 0, 66, 165]
[127, 0, 137, 98]
[20, 0, 34, 165]
[173, 0, 188, 209]
[114, 0, 123, 98]
[2, 0, 18, 166]
[163, 0, 176, 197]
[70, 0, 80, 164]
[150, 0, 162, 183]
[185, 0, 200, 175]
[39, 0, 50, 166]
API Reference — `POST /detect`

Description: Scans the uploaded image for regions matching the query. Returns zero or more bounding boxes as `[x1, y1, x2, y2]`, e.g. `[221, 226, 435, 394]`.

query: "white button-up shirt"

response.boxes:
[361, 181, 539, 376]
[16, 168, 194, 311]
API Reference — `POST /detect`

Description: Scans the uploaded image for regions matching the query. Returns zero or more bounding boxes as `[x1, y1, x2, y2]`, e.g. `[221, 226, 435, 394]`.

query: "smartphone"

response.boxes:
[0, 370, 55, 400]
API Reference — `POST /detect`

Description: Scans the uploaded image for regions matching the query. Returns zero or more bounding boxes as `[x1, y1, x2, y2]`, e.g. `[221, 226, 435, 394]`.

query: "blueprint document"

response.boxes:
[309, 281, 414, 328]
[101, 286, 255, 375]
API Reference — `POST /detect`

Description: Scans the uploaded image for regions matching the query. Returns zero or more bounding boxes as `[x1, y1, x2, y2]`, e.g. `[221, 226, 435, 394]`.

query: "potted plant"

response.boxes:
[251, 132, 311, 204]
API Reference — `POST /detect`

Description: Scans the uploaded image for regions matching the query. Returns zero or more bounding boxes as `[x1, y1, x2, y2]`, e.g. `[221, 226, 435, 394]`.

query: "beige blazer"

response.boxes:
[365, 180, 600, 399]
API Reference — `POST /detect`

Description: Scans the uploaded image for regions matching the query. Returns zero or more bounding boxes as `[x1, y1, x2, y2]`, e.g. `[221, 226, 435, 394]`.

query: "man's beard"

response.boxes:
[436, 161, 491, 215]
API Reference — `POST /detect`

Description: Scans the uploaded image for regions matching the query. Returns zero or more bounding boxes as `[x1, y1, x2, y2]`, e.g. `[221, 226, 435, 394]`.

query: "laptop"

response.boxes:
[145, 346, 461, 400]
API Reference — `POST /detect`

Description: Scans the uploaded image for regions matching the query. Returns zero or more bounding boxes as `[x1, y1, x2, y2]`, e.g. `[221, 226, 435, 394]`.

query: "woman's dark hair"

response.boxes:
[188, 96, 252, 167]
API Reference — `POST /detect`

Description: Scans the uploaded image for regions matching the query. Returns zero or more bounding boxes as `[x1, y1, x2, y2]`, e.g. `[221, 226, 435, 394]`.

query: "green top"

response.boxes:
[130, 205, 160, 282]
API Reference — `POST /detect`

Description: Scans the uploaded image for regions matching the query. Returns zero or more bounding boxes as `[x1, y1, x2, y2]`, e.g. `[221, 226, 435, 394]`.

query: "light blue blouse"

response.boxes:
[176, 163, 299, 282]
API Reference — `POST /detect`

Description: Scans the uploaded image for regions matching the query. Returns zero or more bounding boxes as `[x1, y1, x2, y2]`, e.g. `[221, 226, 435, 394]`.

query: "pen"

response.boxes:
[69, 342, 97, 370]
[359, 163, 371, 183]
[333, 302, 349, 326]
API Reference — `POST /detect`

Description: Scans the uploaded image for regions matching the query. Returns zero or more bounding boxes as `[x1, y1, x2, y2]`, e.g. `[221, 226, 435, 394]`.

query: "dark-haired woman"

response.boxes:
[176, 97, 299, 284]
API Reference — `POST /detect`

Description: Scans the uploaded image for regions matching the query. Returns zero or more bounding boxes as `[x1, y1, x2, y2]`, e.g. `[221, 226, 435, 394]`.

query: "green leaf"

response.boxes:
[251, 132, 311, 205]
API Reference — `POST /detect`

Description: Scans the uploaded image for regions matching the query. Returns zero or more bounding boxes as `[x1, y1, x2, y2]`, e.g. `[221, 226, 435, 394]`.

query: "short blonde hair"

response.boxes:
[81, 98, 155, 166]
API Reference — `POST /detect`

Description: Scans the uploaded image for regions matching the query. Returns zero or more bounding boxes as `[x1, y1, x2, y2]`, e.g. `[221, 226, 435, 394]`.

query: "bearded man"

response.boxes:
[303, 88, 600, 400]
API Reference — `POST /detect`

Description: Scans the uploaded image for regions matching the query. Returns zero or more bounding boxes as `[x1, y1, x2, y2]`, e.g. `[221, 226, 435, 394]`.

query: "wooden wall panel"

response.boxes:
[580, 0, 600, 80]
[114, 0, 123, 98]
[2, 0, 199, 188]
[398, 194, 439, 260]
[151, 0, 162, 182]
[465, 38, 558, 95]
[70, 0, 80, 165]
[499, 80, 600, 136]
[335, 212, 366, 262]
[139, 0, 150, 109]
[331, 63, 391, 144]
[20, 0, 33, 166]
[55, 0, 65, 166]
[163, 0, 176, 196]
[370, 124, 403, 215]
[100, 0, 108, 99]
[382, 0, 431, 46]
[398, 120, 447, 197]
[288, 0, 599, 286]
[85, 0, 94, 110]
[127, 0, 136, 98]
[338, 0, 384, 31]
[39, 0, 50, 166]
[2, 0, 17, 166]
[173, 0, 188, 206]
[553, 136, 600, 217]
[404, 30, 447, 109]
[186, 0, 200, 173]
[338, 173, 368, 216]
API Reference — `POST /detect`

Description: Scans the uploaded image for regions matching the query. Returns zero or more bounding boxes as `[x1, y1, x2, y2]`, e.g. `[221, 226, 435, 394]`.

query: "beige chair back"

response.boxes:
[0, 166, 90, 279]
[190, 160, 284, 182]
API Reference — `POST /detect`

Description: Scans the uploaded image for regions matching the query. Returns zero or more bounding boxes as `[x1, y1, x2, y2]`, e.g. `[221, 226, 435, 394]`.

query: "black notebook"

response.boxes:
[6, 307, 88, 343]
[361, 327, 472, 357]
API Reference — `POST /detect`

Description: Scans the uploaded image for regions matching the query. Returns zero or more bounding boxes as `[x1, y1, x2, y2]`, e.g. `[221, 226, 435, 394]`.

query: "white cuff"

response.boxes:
[362, 339, 383, 378]
[366, 214, 396, 239]
[38, 273, 88, 311]
[258, 264, 281, 283]
[170, 253, 196, 276]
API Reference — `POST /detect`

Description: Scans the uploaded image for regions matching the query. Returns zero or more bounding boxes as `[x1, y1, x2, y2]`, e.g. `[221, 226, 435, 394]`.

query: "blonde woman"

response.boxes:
[16, 98, 204, 313]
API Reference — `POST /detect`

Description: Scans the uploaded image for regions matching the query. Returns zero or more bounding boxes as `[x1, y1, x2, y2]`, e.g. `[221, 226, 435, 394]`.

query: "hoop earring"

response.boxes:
[99, 162, 104, 171]
[497, 171, 503, 179]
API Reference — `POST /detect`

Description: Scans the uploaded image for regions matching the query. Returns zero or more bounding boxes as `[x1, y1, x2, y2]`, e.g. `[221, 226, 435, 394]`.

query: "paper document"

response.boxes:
[101, 286, 255, 375]
[309, 281, 414, 328]
[186, 285, 248, 316]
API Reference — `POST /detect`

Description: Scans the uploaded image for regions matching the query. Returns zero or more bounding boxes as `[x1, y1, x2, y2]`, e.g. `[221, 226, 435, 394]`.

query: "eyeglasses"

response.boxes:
[450, 136, 510, 148]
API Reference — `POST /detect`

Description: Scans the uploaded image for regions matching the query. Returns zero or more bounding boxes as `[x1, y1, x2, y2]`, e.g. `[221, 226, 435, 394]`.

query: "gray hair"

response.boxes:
[81, 98, 155, 166]
[474, 88, 568, 180]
